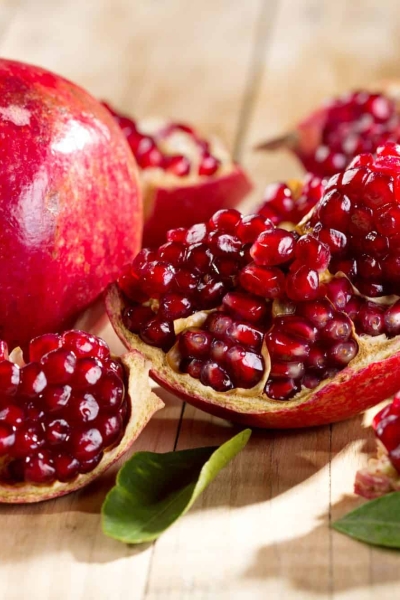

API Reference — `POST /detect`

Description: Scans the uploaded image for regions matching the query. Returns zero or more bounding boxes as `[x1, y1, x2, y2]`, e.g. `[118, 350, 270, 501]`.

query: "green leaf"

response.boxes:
[102, 428, 251, 544]
[332, 492, 400, 548]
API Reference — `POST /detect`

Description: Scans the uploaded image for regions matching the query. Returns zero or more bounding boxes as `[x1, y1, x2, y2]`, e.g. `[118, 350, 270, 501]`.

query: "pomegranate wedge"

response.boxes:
[0, 331, 163, 503]
[103, 103, 252, 247]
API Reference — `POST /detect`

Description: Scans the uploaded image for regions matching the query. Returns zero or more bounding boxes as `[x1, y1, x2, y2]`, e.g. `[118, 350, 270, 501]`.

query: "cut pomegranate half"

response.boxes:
[106, 142, 400, 428]
[0, 330, 163, 503]
[355, 393, 400, 499]
[103, 103, 252, 247]
[256, 86, 400, 178]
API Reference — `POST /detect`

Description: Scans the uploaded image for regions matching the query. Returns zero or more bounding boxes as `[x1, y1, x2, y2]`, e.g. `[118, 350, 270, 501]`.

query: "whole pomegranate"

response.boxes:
[257, 87, 400, 178]
[0, 330, 162, 503]
[106, 142, 400, 428]
[0, 59, 142, 350]
[103, 103, 252, 247]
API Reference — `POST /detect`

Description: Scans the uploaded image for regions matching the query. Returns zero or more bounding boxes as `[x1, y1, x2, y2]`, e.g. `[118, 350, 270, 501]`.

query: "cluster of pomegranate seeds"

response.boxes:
[257, 174, 325, 226]
[103, 102, 221, 177]
[372, 393, 400, 473]
[298, 91, 400, 178]
[309, 142, 400, 298]
[0, 331, 128, 485]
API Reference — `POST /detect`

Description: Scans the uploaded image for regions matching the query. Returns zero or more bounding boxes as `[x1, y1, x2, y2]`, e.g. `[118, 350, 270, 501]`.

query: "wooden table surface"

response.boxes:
[1, 1, 400, 598]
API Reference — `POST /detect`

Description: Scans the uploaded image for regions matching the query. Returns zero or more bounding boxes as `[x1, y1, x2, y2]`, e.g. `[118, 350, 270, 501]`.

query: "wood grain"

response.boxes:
[1, 0, 400, 598]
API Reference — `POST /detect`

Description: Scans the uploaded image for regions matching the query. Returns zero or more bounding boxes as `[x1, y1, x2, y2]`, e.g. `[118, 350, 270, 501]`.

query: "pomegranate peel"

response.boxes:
[106, 284, 400, 428]
[0, 336, 163, 504]
[103, 105, 252, 247]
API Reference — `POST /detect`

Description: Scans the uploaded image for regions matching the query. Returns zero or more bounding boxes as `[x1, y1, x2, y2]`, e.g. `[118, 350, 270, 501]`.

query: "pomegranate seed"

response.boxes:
[78, 452, 104, 474]
[69, 393, 100, 423]
[208, 232, 242, 257]
[158, 293, 193, 320]
[363, 172, 394, 209]
[303, 373, 322, 389]
[225, 346, 264, 388]
[179, 330, 212, 359]
[321, 313, 352, 341]
[0, 404, 24, 428]
[209, 340, 231, 365]
[199, 153, 220, 176]
[329, 340, 358, 365]
[62, 331, 110, 360]
[225, 322, 263, 350]
[265, 378, 301, 400]
[0, 424, 15, 455]
[357, 254, 382, 280]
[45, 418, 70, 445]
[239, 263, 285, 299]
[266, 331, 310, 361]
[222, 292, 267, 324]
[72, 358, 103, 389]
[53, 453, 80, 482]
[376, 204, 400, 236]
[295, 235, 330, 271]
[185, 243, 213, 272]
[19, 364, 47, 397]
[306, 344, 327, 370]
[286, 266, 319, 302]
[181, 358, 203, 379]
[29, 333, 61, 362]
[250, 229, 296, 266]
[40, 349, 77, 385]
[164, 154, 190, 176]
[0, 360, 20, 396]
[123, 305, 155, 333]
[174, 270, 199, 294]
[317, 227, 347, 255]
[208, 209, 241, 233]
[140, 318, 176, 350]
[69, 428, 103, 461]
[325, 277, 353, 310]
[236, 215, 273, 243]
[42, 385, 72, 412]
[356, 302, 385, 336]
[141, 261, 176, 297]
[12, 425, 44, 458]
[24, 451, 56, 484]
[296, 300, 334, 329]
[318, 190, 352, 231]
[97, 414, 123, 446]
[200, 361, 234, 392]
[274, 316, 318, 343]
[167, 227, 187, 242]
[206, 312, 233, 339]
[269, 361, 305, 379]
[96, 372, 124, 410]
[384, 301, 400, 336]
[197, 278, 225, 308]
[158, 241, 186, 266]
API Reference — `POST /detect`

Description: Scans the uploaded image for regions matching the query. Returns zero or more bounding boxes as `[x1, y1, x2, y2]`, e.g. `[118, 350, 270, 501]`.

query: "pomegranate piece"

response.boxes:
[107, 175, 400, 428]
[256, 88, 400, 178]
[0, 60, 141, 351]
[355, 393, 400, 499]
[0, 331, 163, 503]
[103, 104, 252, 247]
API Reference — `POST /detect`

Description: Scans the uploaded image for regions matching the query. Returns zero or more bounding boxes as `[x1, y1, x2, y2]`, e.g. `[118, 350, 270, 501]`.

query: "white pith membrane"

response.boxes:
[0, 350, 163, 503]
[106, 272, 400, 426]
[355, 440, 400, 499]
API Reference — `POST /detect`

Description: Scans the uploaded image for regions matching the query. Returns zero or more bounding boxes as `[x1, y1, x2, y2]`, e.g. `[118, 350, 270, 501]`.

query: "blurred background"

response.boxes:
[2, 0, 400, 210]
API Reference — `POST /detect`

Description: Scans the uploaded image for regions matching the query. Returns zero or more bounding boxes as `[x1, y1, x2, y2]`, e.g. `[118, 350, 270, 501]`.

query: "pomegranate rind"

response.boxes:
[0, 351, 164, 504]
[355, 444, 400, 499]
[142, 166, 252, 247]
[106, 284, 400, 429]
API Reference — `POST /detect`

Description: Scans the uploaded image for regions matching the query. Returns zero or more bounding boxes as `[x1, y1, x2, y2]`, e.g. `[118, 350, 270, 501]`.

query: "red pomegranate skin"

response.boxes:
[0, 59, 141, 349]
